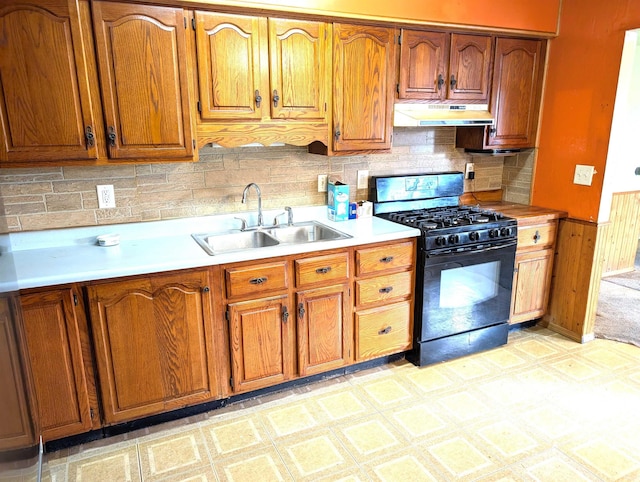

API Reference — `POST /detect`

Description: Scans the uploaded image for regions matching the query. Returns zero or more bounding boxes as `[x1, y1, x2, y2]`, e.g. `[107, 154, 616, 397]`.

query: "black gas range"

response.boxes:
[373, 172, 517, 366]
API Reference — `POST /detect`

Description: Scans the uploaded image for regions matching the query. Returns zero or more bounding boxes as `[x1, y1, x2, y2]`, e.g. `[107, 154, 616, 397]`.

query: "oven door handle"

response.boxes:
[426, 239, 517, 258]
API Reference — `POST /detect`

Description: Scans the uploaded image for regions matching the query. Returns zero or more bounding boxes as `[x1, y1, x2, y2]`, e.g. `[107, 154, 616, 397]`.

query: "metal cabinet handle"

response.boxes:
[85, 126, 95, 148]
[437, 74, 445, 91]
[282, 306, 289, 323]
[107, 126, 116, 147]
[255, 90, 262, 108]
[272, 89, 280, 107]
[380, 256, 394, 263]
[249, 277, 268, 285]
[334, 129, 341, 142]
[533, 230, 541, 244]
[298, 303, 305, 319]
[489, 127, 497, 137]
[450, 75, 457, 89]
[379, 286, 393, 294]
[378, 326, 392, 335]
[203, 286, 210, 293]
[316, 266, 332, 274]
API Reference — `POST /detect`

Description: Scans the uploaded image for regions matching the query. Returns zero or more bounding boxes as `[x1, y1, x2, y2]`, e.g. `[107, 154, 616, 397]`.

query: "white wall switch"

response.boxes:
[97, 185, 116, 208]
[317, 174, 328, 192]
[357, 170, 369, 189]
[573, 165, 596, 186]
[465, 162, 475, 180]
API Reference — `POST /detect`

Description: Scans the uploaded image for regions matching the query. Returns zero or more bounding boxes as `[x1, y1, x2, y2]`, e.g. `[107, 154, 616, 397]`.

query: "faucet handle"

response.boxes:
[284, 206, 293, 226]
[234, 216, 248, 231]
[273, 212, 286, 226]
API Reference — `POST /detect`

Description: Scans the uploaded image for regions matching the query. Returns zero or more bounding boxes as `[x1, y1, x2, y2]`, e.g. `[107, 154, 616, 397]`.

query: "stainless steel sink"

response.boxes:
[192, 230, 279, 256]
[192, 221, 351, 256]
[268, 221, 350, 244]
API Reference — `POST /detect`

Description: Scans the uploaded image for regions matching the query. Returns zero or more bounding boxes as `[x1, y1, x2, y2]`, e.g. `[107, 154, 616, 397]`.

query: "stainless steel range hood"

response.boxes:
[393, 103, 494, 127]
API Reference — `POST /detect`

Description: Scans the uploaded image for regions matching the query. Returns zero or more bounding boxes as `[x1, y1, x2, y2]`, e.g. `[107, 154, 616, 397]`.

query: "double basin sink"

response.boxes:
[192, 221, 351, 256]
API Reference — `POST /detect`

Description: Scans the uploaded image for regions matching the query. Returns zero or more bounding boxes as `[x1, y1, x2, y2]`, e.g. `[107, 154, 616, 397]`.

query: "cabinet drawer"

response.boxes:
[517, 222, 557, 250]
[225, 262, 288, 299]
[355, 271, 412, 307]
[295, 252, 349, 288]
[356, 241, 415, 276]
[355, 301, 412, 361]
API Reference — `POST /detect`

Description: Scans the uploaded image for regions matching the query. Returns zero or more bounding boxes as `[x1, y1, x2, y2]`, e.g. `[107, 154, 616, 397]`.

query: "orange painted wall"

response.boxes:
[532, 0, 640, 222]
[193, 0, 560, 34]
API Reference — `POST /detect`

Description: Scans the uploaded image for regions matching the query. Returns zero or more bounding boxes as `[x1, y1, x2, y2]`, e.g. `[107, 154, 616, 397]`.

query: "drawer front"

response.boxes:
[356, 241, 415, 276]
[295, 252, 349, 288]
[517, 222, 557, 250]
[355, 271, 412, 307]
[225, 262, 288, 299]
[356, 301, 412, 361]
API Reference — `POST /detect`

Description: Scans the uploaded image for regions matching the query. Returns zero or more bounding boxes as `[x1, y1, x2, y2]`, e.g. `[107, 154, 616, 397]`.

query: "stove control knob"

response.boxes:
[448, 234, 459, 244]
[489, 229, 499, 238]
[469, 231, 479, 241]
[500, 227, 512, 237]
[435, 236, 447, 246]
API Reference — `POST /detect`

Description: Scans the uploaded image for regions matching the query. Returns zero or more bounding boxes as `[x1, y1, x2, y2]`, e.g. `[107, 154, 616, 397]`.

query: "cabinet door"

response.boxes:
[488, 38, 544, 148]
[398, 30, 448, 100]
[195, 12, 268, 121]
[227, 296, 293, 393]
[296, 284, 351, 377]
[87, 270, 217, 424]
[0, 1, 98, 163]
[0, 297, 34, 450]
[92, 1, 194, 160]
[20, 288, 97, 441]
[510, 248, 554, 324]
[268, 18, 329, 121]
[355, 301, 412, 361]
[333, 24, 395, 152]
[448, 33, 493, 102]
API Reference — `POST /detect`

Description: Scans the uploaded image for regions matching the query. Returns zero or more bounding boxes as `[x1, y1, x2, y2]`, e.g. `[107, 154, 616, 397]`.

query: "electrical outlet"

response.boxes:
[574, 164, 595, 186]
[357, 170, 369, 189]
[317, 174, 328, 192]
[96, 185, 116, 209]
[465, 162, 475, 180]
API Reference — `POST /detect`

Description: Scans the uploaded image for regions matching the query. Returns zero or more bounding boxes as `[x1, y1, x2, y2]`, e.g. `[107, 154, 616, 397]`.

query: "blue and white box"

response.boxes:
[328, 180, 350, 221]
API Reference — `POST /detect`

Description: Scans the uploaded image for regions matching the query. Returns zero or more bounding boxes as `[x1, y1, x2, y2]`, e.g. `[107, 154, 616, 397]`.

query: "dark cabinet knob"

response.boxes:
[437, 74, 445, 91]
[450, 75, 457, 89]
[272, 89, 280, 108]
[255, 90, 262, 108]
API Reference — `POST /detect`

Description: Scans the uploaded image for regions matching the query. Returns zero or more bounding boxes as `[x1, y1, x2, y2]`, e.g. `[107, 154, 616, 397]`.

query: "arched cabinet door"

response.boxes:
[92, 1, 195, 160]
[0, 1, 99, 164]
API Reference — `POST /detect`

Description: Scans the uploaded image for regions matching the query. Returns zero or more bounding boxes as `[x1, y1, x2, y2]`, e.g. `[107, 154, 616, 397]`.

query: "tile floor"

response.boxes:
[40, 326, 640, 481]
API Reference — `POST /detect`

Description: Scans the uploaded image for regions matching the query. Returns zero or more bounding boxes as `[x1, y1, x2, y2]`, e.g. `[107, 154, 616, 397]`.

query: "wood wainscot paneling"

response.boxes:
[601, 191, 640, 277]
[542, 218, 607, 342]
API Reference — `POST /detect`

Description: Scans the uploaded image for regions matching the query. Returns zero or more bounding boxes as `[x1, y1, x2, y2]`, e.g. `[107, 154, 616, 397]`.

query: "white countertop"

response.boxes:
[0, 206, 420, 291]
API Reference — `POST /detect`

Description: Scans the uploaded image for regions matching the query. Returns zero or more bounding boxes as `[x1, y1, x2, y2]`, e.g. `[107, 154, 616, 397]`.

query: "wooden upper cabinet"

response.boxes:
[398, 30, 492, 102]
[268, 18, 329, 121]
[87, 270, 217, 424]
[20, 288, 98, 441]
[487, 37, 545, 148]
[332, 23, 396, 152]
[0, 1, 99, 164]
[195, 12, 267, 121]
[194, 13, 328, 123]
[92, 1, 194, 160]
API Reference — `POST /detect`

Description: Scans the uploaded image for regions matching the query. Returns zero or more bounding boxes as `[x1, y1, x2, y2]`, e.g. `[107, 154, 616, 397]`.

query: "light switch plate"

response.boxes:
[97, 185, 116, 208]
[574, 165, 595, 186]
[317, 174, 328, 192]
[357, 170, 369, 190]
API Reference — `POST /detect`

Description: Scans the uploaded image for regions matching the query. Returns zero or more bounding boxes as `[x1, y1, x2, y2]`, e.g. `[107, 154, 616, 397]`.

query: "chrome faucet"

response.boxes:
[241, 183, 263, 227]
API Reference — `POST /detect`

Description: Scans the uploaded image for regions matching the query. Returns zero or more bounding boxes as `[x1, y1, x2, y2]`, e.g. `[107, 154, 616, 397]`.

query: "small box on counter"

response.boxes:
[349, 203, 357, 219]
[328, 180, 350, 221]
[357, 201, 373, 218]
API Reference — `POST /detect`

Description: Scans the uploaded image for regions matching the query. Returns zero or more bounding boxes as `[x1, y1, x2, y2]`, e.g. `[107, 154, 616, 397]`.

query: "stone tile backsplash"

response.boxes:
[0, 127, 533, 232]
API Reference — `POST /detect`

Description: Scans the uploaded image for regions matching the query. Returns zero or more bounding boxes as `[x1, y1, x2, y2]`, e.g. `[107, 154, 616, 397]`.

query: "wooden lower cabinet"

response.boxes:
[227, 295, 294, 393]
[19, 287, 98, 441]
[87, 269, 219, 424]
[0, 296, 34, 449]
[355, 301, 412, 360]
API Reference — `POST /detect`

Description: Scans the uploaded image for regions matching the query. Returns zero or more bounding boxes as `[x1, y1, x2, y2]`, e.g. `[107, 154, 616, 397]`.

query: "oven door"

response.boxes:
[418, 240, 516, 341]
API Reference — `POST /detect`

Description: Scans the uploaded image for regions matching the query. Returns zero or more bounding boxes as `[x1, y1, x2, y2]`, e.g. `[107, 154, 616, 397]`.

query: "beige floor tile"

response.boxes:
[354, 375, 420, 409]
[401, 364, 455, 393]
[67, 445, 140, 482]
[138, 428, 209, 481]
[213, 445, 292, 482]
[578, 346, 635, 370]
[425, 434, 497, 479]
[332, 414, 407, 464]
[314, 388, 371, 422]
[275, 429, 357, 481]
[258, 400, 325, 438]
[201, 414, 270, 457]
[521, 449, 601, 482]
[152, 465, 218, 482]
[511, 338, 561, 359]
[550, 357, 601, 380]
[476, 346, 528, 370]
[565, 437, 640, 480]
[384, 401, 451, 441]
[443, 356, 493, 380]
[517, 405, 579, 440]
[436, 389, 493, 423]
[361, 447, 441, 482]
[474, 419, 540, 461]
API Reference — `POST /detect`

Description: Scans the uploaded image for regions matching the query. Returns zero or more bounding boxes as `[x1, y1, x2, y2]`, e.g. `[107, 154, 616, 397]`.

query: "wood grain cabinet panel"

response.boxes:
[19, 288, 98, 441]
[92, 1, 195, 160]
[87, 270, 217, 424]
[332, 23, 396, 152]
[295, 252, 349, 288]
[511, 248, 554, 324]
[355, 241, 415, 276]
[0, 297, 34, 450]
[399, 30, 492, 102]
[355, 301, 412, 361]
[0, 1, 99, 164]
